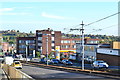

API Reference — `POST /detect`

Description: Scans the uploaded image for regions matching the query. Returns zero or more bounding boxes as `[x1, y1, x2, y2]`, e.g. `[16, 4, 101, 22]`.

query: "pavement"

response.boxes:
[0, 68, 8, 80]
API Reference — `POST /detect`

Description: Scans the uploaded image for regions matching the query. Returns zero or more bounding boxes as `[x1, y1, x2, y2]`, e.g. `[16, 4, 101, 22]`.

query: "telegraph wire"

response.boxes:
[84, 12, 120, 27]
[88, 24, 117, 33]
[64, 12, 119, 34]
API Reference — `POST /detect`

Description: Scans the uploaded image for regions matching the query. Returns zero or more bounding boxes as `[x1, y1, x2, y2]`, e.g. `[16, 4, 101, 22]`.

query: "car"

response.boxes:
[62, 59, 73, 65]
[11, 61, 22, 69]
[50, 59, 59, 64]
[0, 56, 4, 61]
[40, 58, 46, 63]
[92, 60, 109, 69]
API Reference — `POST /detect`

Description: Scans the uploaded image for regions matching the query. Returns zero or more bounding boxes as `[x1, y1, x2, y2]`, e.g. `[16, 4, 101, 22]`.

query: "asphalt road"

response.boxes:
[20, 64, 112, 79]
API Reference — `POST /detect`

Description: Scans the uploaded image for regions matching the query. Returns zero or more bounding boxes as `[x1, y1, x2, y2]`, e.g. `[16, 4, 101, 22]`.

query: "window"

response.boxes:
[63, 40, 70, 43]
[38, 34, 42, 37]
[61, 45, 70, 48]
[38, 40, 42, 43]
[51, 34, 55, 37]
[29, 45, 35, 48]
[61, 40, 64, 43]
[19, 40, 25, 43]
[66, 45, 70, 48]
[19, 45, 26, 48]
[52, 41, 55, 43]
[72, 45, 76, 48]
[38, 37, 42, 40]
[51, 37, 54, 41]
[29, 40, 35, 44]
[52, 46, 55, 49]
[72, 41, 75, 43]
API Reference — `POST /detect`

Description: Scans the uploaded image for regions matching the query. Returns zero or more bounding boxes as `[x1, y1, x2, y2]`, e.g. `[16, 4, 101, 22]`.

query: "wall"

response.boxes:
[97, 48, 120, 66]
[97, 53, 120, 66]
[113, 42, 120, 49]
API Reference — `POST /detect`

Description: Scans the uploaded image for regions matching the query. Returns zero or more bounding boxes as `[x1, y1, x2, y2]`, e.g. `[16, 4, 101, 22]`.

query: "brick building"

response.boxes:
[36, 28, 61, 55]
[60, 38, 101, 59]
[16, 37, 36, 57]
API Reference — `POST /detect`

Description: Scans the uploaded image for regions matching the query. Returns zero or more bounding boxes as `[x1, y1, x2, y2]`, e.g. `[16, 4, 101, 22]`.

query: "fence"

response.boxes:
[2, 64, 35, 80]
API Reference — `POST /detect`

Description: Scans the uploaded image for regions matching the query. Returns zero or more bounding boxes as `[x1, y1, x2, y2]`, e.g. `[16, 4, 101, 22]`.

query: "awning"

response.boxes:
[59, 50, 76, 53]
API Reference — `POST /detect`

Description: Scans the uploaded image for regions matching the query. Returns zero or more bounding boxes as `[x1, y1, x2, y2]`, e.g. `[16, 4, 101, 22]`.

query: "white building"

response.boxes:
[76, 43, 110, 61]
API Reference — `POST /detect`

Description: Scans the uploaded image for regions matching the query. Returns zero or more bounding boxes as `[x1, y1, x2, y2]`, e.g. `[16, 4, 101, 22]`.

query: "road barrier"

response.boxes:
[2, 64, 35, 80]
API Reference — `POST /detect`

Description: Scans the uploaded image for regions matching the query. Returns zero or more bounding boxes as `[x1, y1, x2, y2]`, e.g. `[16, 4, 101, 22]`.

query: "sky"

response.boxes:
[0, 0, 119, 36]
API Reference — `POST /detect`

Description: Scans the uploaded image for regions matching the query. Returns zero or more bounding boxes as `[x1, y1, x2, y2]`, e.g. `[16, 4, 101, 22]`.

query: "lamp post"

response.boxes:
[26, 41, 28, 62]
[46, 37, 48, 65]
[45, 34, 51, 66]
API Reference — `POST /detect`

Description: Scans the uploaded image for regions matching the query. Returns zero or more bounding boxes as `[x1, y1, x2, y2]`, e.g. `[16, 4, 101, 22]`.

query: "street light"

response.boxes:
[45, 34, 51, 66]
[26, 41, 28, 62]
[46, 37, 48, 65]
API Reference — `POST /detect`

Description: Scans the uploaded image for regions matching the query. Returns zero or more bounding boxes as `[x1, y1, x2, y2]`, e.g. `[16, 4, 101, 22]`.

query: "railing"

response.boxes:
[2, 64, 35, 80]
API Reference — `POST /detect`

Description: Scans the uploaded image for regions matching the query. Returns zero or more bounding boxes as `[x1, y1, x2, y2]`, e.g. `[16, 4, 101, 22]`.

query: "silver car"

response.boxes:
[92, 60, 109, 68]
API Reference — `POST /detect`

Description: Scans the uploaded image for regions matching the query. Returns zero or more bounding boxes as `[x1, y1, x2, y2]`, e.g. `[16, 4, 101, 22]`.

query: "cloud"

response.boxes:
[0, 8, 30, 15]
[41, 12, 66, 20]
[0, 8, 14, 12]
[0, 12, 30, 15]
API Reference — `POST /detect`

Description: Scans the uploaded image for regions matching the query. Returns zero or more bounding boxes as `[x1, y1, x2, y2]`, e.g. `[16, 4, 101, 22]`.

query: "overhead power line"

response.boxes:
[64, 12, 119, 34]
[84, 12, 120, 27]
[88, 24, 117, 33]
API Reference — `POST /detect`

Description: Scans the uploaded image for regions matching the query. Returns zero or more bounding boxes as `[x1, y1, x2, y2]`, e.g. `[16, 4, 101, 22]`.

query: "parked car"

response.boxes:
[50, 59, 59, 64]
[40, 58, 46, 63]
[62, 59, 73, 65]
[0, 56, 4, 61]
[92, 60, 109, 69]
[11, 61, 22, 69]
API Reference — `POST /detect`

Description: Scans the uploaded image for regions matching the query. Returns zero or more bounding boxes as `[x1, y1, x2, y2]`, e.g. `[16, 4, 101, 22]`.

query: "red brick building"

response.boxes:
[60, 38, 100, 53]
[60, 38, 101, 59]
[36, 28, 61, 55]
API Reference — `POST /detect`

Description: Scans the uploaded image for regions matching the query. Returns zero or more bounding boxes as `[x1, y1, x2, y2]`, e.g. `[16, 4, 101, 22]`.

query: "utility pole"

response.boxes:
[69, 21, 85, 70]
[46, 37, 48, 66]
[80, 21, 85, 70]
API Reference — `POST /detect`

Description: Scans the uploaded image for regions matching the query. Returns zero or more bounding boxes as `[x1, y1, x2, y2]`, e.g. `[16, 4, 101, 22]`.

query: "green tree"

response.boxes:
[36, 51, 40, 58]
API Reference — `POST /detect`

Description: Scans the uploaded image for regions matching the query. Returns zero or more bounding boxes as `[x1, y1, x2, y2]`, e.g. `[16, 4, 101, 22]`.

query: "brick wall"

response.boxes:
[97, 53, 120, 66]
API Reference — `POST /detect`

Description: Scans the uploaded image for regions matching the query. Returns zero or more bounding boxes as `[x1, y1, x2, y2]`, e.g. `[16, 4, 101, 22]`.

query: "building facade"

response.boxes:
[112, 42, 120, 49]
[76, 43, 110, 61]
[97, 48, 120, 66]
[16, 37, 36, 57]
[36, 28, 61, 55]
[2, 42, 9, 53]
[60, 38, 100, 60]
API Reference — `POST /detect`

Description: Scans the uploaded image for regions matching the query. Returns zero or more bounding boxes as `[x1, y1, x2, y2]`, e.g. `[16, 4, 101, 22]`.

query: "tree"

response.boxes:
[17, 30, 19, 33]
[36, 51, 40, 58]
[30, 31, 32, 34]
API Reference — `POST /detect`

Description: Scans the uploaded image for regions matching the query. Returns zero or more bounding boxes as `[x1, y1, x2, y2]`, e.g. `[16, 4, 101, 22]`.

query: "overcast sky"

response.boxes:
[0, 0, 119, 36]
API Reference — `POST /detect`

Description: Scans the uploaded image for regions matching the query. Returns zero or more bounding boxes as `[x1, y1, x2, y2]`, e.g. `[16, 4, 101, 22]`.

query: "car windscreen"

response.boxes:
[0, 56, 4, 58]
[66, 61, 71, 62]
[98, 61, 104, 63]
[15, 62, 20, 64]
[52, 59, 58, 61]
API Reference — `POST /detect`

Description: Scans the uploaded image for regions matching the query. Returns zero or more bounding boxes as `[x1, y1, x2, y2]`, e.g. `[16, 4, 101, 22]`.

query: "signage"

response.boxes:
[97, 48, 119, 56]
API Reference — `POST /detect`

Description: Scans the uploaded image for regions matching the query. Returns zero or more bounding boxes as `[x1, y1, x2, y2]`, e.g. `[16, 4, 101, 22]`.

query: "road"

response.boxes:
[20, 64, 113, 79]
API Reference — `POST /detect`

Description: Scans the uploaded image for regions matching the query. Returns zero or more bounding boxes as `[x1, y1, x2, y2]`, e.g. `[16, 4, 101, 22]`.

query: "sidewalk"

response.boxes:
[0, 67, 8, 80]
